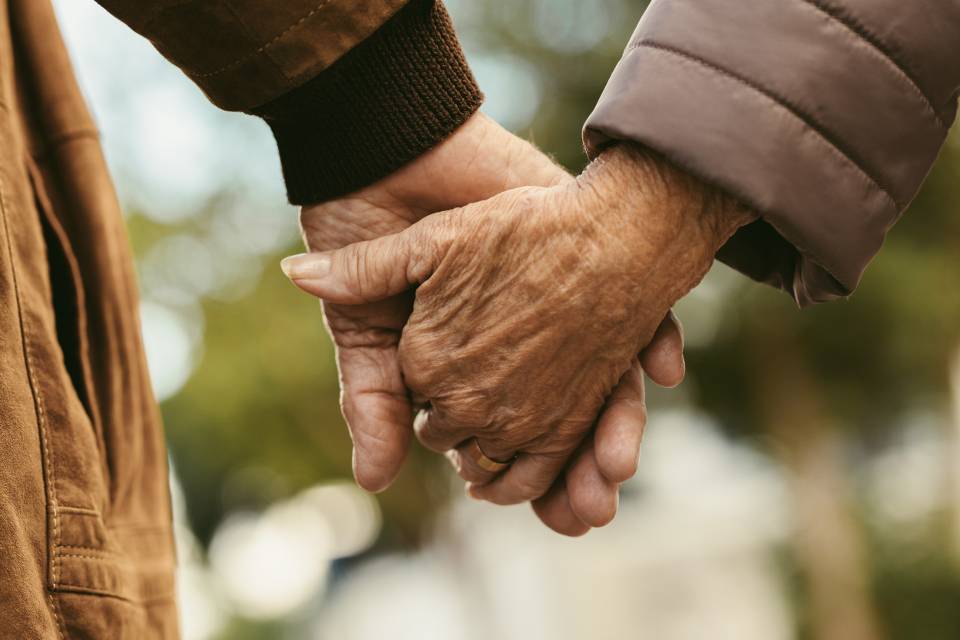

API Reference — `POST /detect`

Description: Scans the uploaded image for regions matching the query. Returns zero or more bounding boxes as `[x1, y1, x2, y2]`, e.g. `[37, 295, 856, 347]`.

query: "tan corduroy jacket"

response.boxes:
[1, 0, 957, 638]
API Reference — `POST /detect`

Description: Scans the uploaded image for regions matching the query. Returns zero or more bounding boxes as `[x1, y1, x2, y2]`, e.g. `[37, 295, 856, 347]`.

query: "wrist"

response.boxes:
[577, 144, 755, 291]
[374, 112, 571, 219]
[585, 144, 754, 250]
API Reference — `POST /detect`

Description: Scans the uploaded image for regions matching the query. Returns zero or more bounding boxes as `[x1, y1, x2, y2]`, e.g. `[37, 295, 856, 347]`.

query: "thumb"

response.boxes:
[281, 213, 455, 304]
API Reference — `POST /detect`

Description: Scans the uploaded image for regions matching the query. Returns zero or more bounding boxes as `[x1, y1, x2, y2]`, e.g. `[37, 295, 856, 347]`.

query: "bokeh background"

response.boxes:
[54, 1, 960, 639]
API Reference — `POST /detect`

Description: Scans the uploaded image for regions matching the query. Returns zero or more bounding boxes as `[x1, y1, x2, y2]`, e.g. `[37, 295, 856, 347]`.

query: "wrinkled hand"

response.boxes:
[294, 124, 695, 534]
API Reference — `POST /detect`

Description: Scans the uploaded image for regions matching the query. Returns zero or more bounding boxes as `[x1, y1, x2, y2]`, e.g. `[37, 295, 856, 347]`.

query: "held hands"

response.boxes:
[289, 124, 715, 534]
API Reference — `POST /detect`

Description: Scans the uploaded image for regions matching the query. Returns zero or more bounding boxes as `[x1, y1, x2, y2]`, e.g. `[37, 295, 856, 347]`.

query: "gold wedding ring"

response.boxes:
[465, 438, 513, 473]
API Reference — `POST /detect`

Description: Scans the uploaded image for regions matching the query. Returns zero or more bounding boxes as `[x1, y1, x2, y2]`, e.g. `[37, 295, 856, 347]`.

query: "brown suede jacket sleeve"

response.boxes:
[93, 0, 482, 204]
[584, 0, 960, 306]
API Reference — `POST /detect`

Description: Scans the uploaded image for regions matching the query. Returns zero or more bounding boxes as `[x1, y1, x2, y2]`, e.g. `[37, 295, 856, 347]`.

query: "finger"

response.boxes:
[593, 359, 647, 484]
[591, 313, 682, 485]
[280, 212, 457, 304]
[446, 440, 510, 486]
[413, 408, 474, 454]
[468, 452, 568, 505]
[566, 441, 619, 527]
[531, 480, 591, 537]
[640, 310, 685, 388]
[336, 344, 414, 493]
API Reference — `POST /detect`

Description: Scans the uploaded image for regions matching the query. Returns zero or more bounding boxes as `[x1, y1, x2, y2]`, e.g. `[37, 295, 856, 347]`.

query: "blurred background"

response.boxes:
[53, 1, 960, 639]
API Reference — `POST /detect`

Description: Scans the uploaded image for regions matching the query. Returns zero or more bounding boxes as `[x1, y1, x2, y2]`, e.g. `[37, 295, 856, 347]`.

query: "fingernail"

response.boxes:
[281, 253, 330, 280]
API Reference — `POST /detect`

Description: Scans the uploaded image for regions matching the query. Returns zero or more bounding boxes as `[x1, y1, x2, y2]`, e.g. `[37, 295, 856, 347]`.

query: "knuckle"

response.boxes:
[397, 348, 433, 398]
[397, 336, 436, 393]
[335, 246, 365, 298]
[409, 226, 443, 280]
[439, 400, 486, 431]
[479, 434, 517, 459]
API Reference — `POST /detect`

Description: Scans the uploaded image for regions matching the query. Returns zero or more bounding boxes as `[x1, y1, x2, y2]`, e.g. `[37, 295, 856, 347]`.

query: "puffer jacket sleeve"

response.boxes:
[92, 0, 482, 203]
[583, 0, 960, 305]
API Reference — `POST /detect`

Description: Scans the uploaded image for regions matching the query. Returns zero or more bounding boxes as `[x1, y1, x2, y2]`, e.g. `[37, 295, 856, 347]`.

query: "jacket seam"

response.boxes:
[0, 177, 67, 639]
[220, 0, 291, 81]
[48, 594, 67, 640]
[53, 583, 176, 606]
[57, 545, 120, 556]
[190, 0, 335, 80]
[33, 130, 102, 164]
[56, 505, 99, 516]
[630, 40, 901, 212]
[795, 0, 947, 131]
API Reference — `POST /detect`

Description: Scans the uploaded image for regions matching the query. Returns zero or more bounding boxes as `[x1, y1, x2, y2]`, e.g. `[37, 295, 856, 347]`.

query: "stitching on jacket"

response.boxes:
[221, 0, 291, 81]
[47, 594, 67, 640]
[53, 584, 176, 606]
[631, 41, 901, 212]
[796, 0, 947, 131]
[59, 553, 121, 562]
[0, 179, 67, 640]
[191, 0, 335, 79]
[57, 545, 119, 555]
[57, 505, 100, 516]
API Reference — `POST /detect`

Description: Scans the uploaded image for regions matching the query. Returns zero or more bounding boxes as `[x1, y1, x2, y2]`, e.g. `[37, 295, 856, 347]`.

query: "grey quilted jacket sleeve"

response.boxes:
[584, 0, 960, 305]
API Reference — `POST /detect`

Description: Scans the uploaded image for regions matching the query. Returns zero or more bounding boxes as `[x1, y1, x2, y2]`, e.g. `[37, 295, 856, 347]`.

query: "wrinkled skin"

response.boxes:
[296, 118, 694, 534]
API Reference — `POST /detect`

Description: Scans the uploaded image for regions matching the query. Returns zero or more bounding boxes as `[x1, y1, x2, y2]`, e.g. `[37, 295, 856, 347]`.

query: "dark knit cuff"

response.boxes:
[252, 0, 483, 205]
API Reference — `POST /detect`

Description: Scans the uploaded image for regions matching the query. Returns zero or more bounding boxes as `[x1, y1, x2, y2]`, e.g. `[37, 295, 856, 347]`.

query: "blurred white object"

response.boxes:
[315, 554, 471, 640]
[315, 412, 794, 640]
[139, 301, 202, 402]
[208, 483, 380, 621]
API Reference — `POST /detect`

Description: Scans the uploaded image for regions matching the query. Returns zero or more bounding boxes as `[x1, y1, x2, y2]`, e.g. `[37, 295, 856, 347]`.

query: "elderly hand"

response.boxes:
[294, 129, 695, 533]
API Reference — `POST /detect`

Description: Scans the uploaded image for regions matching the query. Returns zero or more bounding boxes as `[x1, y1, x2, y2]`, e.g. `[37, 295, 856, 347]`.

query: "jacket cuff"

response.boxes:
[583, 0, 952, 306]
[252, 0, 482, 205]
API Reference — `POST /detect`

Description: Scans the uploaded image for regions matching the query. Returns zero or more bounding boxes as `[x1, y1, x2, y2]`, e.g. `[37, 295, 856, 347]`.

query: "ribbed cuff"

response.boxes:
[252, 0, 483, 205]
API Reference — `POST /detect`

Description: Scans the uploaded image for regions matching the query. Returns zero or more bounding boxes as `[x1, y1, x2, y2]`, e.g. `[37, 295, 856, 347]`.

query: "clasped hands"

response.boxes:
[281, 114, 752, 535]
